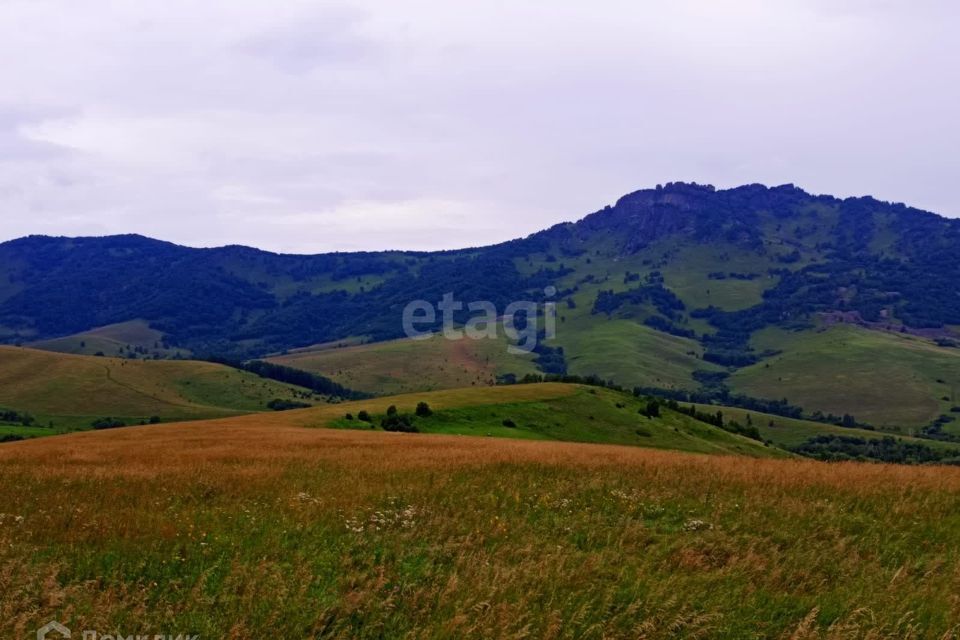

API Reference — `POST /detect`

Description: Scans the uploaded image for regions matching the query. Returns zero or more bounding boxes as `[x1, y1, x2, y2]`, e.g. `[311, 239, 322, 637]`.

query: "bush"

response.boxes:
[91, 417, 126, 430]
[386, 405, 398, 417]
[267, 399, 311, 411]
[357, 410, 372, 422]
[415, 402, 433, 417]
[502, 419, 517, 428]
[381, 413, 418, 433]
[642, 400, 661, 418]
[345, 413, 354, 421]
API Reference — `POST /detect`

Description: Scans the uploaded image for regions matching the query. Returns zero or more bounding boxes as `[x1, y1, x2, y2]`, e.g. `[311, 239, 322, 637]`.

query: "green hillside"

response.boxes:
[319, 384, 785, 458]
[28, 319, 190, 359]
[730, 325, 960, 429]
[0, 346, 316, 433]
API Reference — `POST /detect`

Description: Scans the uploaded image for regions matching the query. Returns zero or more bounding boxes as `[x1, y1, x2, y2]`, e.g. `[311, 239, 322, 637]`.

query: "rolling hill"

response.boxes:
[202, 382, 786, 458]
[267, 333, 539, 395]
[3, 402, 960, 637]
[27, 319, 190, 359]
[3, 182, 960, 431]
[0, 346, 318, 434]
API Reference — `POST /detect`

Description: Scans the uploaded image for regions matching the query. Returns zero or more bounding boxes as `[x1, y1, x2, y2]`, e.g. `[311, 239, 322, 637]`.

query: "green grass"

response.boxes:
[658, 242, 779, 311]
[556, 317, 721, 391]
[730, 325, 960, 429]
[0, 345, 317, 433]
[329, 386, 785, 458]
[0, 424, 58, 438]
[686, 402, 960, 454]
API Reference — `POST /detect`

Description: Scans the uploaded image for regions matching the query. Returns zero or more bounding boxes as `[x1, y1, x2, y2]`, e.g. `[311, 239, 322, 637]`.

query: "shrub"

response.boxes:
[643, 400, 661, 418]
[415, 402, 433, 417]
[345, 413, 354, 421]
[381, 413, 418, 433]
[502, 419, 517, 428]
[267, 399, 311, 411]
[357, 410, 372, 422]
[91, 417, 126, 430]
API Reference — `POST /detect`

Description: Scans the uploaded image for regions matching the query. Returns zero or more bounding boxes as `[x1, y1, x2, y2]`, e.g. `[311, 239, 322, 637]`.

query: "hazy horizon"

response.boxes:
[2, 0, 958, 252]
[2, 179, 953, 255]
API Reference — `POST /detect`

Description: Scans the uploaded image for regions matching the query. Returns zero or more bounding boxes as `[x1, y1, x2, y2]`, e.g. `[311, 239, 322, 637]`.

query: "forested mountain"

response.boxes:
[3, 182, 959, 428]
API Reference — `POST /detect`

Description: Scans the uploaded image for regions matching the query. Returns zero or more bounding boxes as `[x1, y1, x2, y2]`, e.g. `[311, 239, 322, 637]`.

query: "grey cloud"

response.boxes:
[236, 6, 380, 73]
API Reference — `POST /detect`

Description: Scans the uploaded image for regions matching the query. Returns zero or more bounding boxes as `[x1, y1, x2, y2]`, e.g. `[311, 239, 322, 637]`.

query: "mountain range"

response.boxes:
[3, 182, 959, 432]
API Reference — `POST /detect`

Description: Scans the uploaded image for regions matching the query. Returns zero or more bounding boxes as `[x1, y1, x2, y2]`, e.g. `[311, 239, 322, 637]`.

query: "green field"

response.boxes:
[730, 325, 960, 429]
[324, 385, 784, 458]
[0, 345, 316, 432]
[268, 333, 539, 395]
[556, 317, 720, 391]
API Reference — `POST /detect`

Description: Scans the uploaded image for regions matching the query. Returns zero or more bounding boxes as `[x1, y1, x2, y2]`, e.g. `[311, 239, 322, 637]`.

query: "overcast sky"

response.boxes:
[1, 1, 957, 253]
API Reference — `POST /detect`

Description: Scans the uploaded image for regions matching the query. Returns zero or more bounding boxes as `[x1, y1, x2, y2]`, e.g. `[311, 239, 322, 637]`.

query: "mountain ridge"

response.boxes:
[3, 181, 960, 432]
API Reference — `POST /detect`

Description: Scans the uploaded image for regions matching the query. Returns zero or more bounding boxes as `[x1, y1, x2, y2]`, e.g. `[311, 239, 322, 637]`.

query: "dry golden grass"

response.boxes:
[3, 398, 960, 638]
[267, 333, 539, 395]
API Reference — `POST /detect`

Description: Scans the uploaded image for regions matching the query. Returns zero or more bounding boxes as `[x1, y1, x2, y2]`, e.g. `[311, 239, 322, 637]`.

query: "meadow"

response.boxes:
[28, 319, 191, 359]
[2, 410, 960, 638]
[325, 384, 783, 458]
[731, 325, 960, 429]
[0, 346, 314, 432]
[268, 333, 539, 395]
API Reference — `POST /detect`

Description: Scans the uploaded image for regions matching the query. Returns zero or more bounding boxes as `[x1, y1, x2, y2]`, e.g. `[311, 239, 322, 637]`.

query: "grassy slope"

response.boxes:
[318, 384, 784, 459]
[268, 333, 539, 395]
[0, 346, 314, 432]
[28, 319, 191, 359]
[689, 402, 960, 454]
[729, 325, 960, 429]
[558, 316, 719, 390]
[3, 412, 960, 637]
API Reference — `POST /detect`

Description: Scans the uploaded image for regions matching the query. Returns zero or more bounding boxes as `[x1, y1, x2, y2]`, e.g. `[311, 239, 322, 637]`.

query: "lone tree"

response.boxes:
[643, 400, 661, 418]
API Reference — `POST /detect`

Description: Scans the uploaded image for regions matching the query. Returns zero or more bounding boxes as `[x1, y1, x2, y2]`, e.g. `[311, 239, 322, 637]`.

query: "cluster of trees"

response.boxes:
[211, 358, 369, 400]
[345, 402, 433, 433]
[792, 435, 960, 465]
[0, 409, 35, 426]
[500, 372, 623, 391]
[90, 416, 161, 429]
[921, 414, 959, 441]
[659, 399, 762, 441]
[532, 342, 567, 375]
[91, 417, 127, 430]
[379, 405, 419, 432]
[643, 315, 696, 338]
[707, 272, 760, 281]
[631, 384, 805, 420]
[267, 398, 311, 411]
[593, 284, 686, 319]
